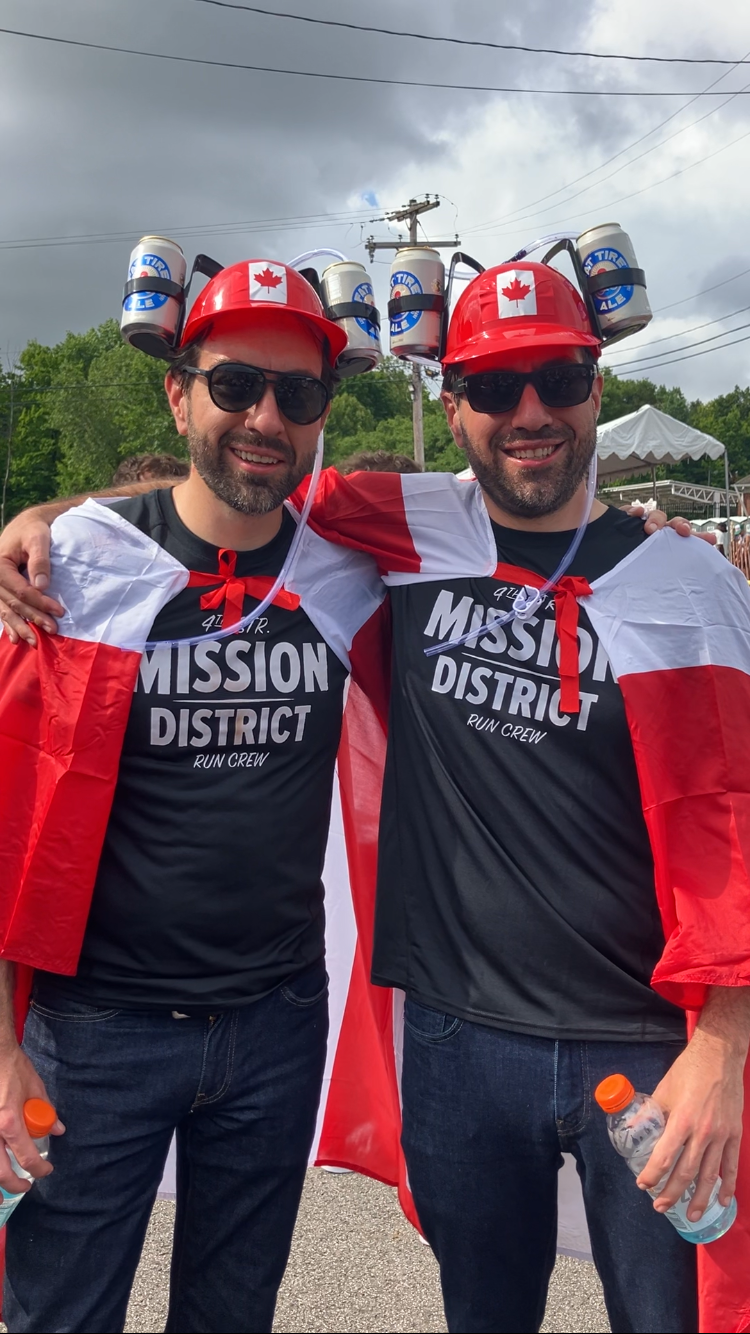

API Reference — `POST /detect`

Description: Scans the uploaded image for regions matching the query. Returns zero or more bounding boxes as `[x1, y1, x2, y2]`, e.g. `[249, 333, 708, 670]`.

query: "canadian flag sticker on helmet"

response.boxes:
[249, 262, 288, 304]
[497, 269, 537, 319]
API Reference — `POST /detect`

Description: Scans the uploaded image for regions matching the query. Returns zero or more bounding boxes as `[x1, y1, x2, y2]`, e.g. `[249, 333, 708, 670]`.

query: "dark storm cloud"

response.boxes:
[0, 0, 747, 392]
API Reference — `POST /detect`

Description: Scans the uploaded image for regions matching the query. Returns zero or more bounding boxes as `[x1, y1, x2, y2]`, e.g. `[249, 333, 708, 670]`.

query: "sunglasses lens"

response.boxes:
[537, 366, 594, 407]
[464, 373, 522, 414]
[209, 365, 266, 413]
[273, 376, 329, 426]
[463, 366, 594, 413]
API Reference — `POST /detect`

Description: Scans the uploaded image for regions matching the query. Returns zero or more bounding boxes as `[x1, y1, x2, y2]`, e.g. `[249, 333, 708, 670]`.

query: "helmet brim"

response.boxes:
[442, 324, 601, 368]
[182, 303, 349, 363]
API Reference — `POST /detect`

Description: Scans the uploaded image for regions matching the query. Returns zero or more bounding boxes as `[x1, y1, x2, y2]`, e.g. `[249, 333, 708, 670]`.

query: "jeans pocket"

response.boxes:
[30, 997, 122, 1023]
[404, 996, 463, 1043]
[280, 958, 329, 1008]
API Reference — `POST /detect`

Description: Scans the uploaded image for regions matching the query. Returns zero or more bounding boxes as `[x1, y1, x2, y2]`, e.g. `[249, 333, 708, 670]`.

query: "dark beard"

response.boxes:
[459, 419, 597, 519]
[187, 424, 316, 515]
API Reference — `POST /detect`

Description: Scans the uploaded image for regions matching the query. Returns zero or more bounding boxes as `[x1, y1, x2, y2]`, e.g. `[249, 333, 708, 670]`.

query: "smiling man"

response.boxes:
[0, 261, 385, 1334]
[289, 261, 750, 1334]
[2, 258, 749, 1334]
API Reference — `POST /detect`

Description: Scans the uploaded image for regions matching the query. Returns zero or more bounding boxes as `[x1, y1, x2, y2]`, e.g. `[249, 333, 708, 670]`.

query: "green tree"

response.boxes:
[52, 339, 182, 494]
[598, 367, 690, 426]
[690, 388, 750, 481]
[423, 395, 464, 472]
[335, 357, 412, 421]
[323, 394, 376, 466]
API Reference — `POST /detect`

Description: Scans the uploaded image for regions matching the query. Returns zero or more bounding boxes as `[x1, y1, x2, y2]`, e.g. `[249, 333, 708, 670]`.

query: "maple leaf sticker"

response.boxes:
[497, 268, 537, 319]
[254, 266, 283, 290]
[501, 276, 532, 305]
[249, 261, 288, 304]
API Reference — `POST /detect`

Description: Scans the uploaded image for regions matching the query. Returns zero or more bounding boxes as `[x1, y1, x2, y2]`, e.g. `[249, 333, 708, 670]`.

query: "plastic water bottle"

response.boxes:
[0, 1097, 57, 1226]
[595, 1074, 736, 1244]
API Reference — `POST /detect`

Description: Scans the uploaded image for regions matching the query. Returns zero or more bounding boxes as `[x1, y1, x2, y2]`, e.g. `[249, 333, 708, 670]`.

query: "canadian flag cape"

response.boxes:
[1, 472, 750, 1333]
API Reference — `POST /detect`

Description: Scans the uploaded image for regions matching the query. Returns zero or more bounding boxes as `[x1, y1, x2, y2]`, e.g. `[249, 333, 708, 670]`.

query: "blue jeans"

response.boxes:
[401, 999, 697, 1334]
[3, 961, 328, 1334]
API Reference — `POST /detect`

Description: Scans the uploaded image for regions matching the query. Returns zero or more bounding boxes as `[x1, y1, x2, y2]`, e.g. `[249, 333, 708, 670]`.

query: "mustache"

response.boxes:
[491, 425, 575, 451]
[220, 428, 296, 466]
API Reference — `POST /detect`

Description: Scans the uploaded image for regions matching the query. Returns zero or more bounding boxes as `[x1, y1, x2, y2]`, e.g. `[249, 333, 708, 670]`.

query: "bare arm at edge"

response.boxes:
[0, 961, 65, 1191]
[0, 480, 174, 645]
[637, 985, 750, 1218]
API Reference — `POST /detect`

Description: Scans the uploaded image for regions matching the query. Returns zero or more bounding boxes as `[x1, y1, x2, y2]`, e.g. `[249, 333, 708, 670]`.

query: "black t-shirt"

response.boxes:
[374, 505, 686, 1042]
[43, 490, 347, 1011]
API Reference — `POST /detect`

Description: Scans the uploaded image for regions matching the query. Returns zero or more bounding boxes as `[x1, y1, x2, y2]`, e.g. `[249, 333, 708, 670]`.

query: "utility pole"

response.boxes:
[366, 196, 458, 469]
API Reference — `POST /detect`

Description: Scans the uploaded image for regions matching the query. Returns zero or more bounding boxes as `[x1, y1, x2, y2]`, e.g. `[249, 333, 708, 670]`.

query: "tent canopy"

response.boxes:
[596, 404, 725, 482]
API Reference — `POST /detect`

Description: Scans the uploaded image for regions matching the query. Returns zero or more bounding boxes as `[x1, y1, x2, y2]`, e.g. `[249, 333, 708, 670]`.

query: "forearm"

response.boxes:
[694, 984, 750, 1060]
[641, 984, 750, 1212]
[0, 960, 18, 1052]
[26, 478, 174, 528]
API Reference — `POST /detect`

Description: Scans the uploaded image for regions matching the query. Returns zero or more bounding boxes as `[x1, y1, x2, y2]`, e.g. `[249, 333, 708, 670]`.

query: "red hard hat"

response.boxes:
[443, 262, 601, 368]
[181, 259, 348, 361]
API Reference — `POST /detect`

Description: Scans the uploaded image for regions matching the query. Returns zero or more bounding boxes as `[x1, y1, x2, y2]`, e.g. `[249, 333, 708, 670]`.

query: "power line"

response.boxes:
[609, 328, 750, 374]
[184, 1, 750, 66]
[653, 266, 750, 312]
[1, 383, 148, 395]
[465, 62, 750, 235]
[3, 26, 750, 96]
[469, 122, 750, 241]
[605, 304, 750, 357]
[0, 206, 374, 252]
[606, 319, 750, 371]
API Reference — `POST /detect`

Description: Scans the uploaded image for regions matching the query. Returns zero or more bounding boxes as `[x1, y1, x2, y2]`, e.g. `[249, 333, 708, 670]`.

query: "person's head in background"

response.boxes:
[338, 449, 422, 476]
[111, 453, 190, 485]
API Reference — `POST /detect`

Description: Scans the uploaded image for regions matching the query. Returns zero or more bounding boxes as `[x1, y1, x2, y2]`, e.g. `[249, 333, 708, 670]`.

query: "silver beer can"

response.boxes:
[320, 260, 382, 375]
[576, 223, 652, 342]
[388, 247, 445, 360]
[121, 236, 187, 347]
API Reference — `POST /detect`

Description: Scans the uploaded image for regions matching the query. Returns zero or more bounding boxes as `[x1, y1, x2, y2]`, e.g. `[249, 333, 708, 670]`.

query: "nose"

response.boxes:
[242, 382, 287, 437]
[508, 382, 556, 432]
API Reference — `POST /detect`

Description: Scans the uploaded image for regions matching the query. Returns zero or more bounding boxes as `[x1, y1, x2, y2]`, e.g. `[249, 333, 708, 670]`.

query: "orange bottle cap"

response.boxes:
[23, 1098, 57, 1138]
[595, 1074, 635, 1114]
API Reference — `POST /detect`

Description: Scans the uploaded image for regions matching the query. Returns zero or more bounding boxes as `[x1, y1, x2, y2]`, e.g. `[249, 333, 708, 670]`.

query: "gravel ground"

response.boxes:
[122, 1169, 610, 1334]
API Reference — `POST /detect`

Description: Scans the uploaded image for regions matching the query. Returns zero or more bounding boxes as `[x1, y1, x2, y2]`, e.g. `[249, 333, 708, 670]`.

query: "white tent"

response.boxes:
[597, 404, 730, 518]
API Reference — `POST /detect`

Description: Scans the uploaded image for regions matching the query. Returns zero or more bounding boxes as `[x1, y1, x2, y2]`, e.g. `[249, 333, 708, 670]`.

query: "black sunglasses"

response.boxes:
[451, 364, 596, 415]
[182, 362, 330, 426]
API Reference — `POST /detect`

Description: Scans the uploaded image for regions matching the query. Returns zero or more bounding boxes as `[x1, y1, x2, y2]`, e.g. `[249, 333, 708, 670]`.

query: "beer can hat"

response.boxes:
[181, 259, 349, 361]
[443, 262, 601, 369]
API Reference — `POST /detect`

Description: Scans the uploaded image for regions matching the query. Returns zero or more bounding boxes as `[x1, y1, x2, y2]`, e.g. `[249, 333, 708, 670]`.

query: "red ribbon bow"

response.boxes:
[493, 562, 593, 714]
[187, 548, 300, 629]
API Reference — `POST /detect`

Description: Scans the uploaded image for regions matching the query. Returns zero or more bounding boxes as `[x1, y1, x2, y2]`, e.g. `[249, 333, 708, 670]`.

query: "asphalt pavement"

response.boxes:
[123, 1168, 611, 1334]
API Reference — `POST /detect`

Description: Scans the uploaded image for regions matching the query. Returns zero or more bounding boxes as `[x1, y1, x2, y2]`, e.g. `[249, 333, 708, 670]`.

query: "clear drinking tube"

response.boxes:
[424, 455, 598, 658]
[136, 432, 325, 652]
[288, 248, 348, 270]
[505, 231, 580, 264]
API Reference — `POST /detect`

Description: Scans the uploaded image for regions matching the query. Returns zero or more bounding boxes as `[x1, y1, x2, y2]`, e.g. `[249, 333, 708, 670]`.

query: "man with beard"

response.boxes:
[281, 260, 749, 1333]
[348, 264, 749, 1333]
[2, 261, 746, 1333]
[0, 260, 386, 1334]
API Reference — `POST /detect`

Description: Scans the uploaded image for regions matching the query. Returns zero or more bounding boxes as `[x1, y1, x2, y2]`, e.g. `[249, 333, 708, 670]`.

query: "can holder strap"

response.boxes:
[587, 267, 646, 294]
[326, 301, 381, 329]
[388, 293, 445, 318]
[124, 275, 185, 300]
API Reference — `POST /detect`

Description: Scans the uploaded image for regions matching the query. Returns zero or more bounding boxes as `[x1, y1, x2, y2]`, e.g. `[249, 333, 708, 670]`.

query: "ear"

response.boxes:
[164, 370, 190, 438]
[440, 391, 467, 451]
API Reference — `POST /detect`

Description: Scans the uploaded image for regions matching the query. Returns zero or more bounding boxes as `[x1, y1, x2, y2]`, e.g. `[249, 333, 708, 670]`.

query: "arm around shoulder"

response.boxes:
[0, 480, 170, 646]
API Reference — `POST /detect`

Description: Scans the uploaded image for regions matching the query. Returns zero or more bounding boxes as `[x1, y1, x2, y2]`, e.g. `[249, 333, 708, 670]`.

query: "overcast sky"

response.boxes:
[1, 0, 749, 400]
